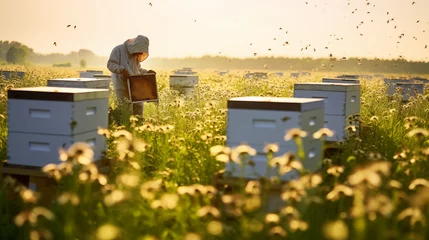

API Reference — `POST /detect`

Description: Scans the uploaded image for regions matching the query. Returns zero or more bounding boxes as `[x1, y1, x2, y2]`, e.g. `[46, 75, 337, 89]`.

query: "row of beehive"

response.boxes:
[223, 75, 428, 181]
[224, 78, 362, 181]
[384, 77, 426, 102]
[7, 71, 197, 168]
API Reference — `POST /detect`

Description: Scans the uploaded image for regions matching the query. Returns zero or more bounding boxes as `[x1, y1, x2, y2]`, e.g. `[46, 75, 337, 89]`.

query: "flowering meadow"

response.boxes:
[1, 65, 429, 240]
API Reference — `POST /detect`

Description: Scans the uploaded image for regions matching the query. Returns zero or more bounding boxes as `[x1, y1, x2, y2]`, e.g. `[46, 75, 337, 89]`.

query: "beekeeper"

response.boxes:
[107, 35, 155, 116]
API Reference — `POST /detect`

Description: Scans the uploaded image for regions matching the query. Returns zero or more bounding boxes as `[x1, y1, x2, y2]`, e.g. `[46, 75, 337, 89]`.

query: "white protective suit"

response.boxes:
[107, 35, 150, 115]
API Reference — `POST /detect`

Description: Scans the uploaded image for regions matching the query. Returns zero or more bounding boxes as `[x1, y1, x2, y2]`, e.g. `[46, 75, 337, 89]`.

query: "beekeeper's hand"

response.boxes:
[148, 70, 156, 74]
[121, 69, 130, 79]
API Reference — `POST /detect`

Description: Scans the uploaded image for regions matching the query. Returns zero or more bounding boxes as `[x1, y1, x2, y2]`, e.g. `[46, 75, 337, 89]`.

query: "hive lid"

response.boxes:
[48, 78, 110, 82]
[294, 82, 360, 91]
[322, 77, 360, 83]
[395, 83, 424, 86]
[228, 96, 324, 111]
[93, 74, 112, 78]
[170, 74, 198, 77]
[8, 86, 109, 101]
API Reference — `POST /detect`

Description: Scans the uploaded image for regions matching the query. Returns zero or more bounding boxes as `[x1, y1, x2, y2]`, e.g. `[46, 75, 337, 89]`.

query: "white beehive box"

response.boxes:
[294, 82, 361, 116]
[7, 87, 109, 167]
[384, 78, 410, 85]
[169, 75, 198, 87]
[323, 115, 358, 142]
[322, 78, 360, 84]
[225, 139, 323, 179]
[226, 97, 324, 145]
[225, 97, 325, 180]
[47, 78, 110, 89]
[79, 70, 103, 78]
[337, 74, 359, 79]
[387, 83, 424, 101]
[290, 72, 300, 78]
[0, 70, 25, 80]
[8, 87, 109, 135]
[8, 131, 106, 167]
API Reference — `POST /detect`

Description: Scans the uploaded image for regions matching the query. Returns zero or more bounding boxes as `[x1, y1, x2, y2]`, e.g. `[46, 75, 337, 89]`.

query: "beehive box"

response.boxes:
[290, 72, 300, 78]
[173, 68, 197, 75]
[337, 74, 359, 79]
[8, 132, 106, 167]
[225, 97, 325, 180]
[225, 140, 323, 181]
[7, 87, 109, 167]
[47, 78, 110, 89]
[79, 70, 103, 78]
[0, 70, 25, 80]
[384, 78, 411, 85]
[169, 75, 198, 87]
[322, 78, 360, 84]
[294, 82, 361, 116]
[387, 83, 424, 101]
[245, 72, 268, 79]
[323, 115, 359, 142]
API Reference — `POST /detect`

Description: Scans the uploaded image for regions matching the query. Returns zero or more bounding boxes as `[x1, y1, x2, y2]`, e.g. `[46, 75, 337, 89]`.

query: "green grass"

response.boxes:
[1, 66, 429, 240]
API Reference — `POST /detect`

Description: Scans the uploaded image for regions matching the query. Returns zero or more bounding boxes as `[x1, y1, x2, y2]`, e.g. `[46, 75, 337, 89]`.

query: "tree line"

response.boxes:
[1, 40, 428, 74]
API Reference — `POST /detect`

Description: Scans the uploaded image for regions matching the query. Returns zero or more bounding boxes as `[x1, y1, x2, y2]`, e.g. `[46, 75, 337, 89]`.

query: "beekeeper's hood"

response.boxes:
[125, 35, 149, 55]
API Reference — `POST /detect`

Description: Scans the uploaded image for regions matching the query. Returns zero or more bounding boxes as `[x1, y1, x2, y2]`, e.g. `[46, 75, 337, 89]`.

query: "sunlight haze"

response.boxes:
[1, 0, 428, 61]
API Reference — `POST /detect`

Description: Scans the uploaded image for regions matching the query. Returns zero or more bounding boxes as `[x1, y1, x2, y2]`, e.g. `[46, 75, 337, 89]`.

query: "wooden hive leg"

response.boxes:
[30, 175, 57, 206]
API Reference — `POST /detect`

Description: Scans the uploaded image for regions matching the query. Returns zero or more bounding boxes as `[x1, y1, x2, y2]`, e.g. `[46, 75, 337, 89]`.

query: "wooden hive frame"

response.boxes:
[126, 73, 159, 104]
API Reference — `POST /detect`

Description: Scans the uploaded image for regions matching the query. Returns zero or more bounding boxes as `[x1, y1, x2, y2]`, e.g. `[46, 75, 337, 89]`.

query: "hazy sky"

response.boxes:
[1, 0, 428, 61]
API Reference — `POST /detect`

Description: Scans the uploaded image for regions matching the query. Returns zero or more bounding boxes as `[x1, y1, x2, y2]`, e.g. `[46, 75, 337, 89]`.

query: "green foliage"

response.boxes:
[1, 40, 429, 74]
[0, 66, 429, 239]
[80, 59, 87, 68]
[6, 46, 29, 64]
[53, 62, 72, 67]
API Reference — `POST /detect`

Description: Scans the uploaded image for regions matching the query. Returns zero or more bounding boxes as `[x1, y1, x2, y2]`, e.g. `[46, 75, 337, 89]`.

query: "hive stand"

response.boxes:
[294, 82, 361, 142]
[1, 163, 56, 206]
[7, 87, 109, 167]
[225, 96, 325, 181]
